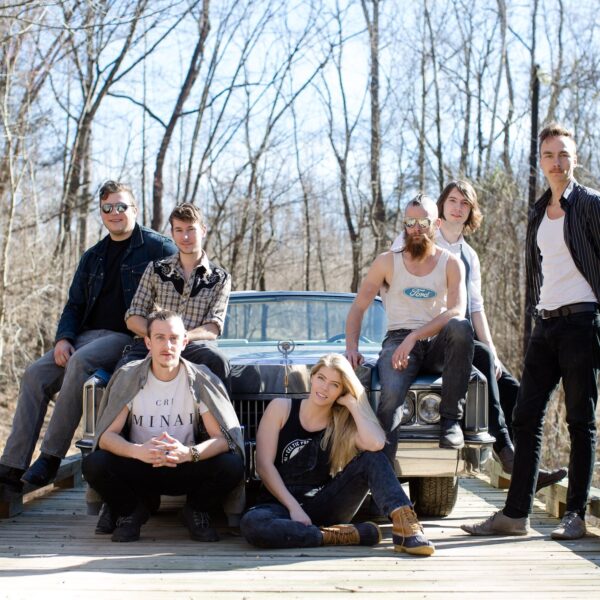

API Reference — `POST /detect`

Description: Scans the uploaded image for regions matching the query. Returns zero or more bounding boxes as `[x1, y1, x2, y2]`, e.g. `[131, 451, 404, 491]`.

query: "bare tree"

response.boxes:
[361, 0, 386, 256]
[151, 0, 211, 231]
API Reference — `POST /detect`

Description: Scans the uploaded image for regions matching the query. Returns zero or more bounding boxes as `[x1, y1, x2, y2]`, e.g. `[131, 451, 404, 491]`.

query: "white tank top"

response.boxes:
[536, 213, 597, 310]
[383, 249, 450, 330]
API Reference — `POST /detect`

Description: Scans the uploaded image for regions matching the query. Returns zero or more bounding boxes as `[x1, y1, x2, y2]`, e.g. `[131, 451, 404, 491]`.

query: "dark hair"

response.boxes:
[98, 180, 135, 204]
[169, 203, 204, 228]
[539, 122, 576, 152]
[437, 180, 482, 235]
[147, 309, 184, 336]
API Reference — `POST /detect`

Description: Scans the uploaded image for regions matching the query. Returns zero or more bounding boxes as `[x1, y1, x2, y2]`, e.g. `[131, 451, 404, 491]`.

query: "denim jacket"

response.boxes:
[55, 224, 176, 343]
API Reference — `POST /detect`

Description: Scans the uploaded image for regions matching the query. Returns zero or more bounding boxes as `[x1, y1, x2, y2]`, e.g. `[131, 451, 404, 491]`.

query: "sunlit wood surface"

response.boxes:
[1, 477, 599, 599]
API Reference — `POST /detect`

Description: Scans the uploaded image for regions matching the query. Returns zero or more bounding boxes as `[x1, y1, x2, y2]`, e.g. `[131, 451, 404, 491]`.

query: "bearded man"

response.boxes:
[346, 194, 474, 453]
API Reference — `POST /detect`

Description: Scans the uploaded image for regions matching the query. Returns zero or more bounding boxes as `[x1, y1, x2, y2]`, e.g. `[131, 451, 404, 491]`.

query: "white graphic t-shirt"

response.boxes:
[127, 367, 208, 445]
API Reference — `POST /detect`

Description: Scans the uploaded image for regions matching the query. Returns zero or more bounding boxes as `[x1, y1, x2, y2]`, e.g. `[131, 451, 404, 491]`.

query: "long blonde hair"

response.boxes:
[310, 353, 383, 475]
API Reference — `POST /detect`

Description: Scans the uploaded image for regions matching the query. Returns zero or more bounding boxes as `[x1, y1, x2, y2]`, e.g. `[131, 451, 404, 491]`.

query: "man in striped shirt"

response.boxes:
[462, 123, 600, 541]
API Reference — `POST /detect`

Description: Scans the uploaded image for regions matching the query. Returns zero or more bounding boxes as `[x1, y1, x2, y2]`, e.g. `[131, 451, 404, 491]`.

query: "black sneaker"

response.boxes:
[21, 453, 61, 487]
[181, 504, 220, 542]
[111, 504, 150, 543]
[95, 503, 117, 535]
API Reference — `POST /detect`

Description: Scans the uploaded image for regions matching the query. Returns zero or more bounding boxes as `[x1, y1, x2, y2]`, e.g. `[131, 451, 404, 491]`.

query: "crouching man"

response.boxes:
[82, 309, 245, 543]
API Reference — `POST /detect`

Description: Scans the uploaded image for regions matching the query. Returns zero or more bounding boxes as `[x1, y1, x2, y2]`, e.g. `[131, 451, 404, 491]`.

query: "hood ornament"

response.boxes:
[277, 340, 295, 393]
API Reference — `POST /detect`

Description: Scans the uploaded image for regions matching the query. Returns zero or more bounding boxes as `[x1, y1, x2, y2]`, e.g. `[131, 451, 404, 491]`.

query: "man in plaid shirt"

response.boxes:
[120, 203, 231, 387]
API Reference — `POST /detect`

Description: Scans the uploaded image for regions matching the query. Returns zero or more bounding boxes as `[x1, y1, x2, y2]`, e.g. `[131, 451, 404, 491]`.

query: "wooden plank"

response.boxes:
[0, 454, 82, 519]
[1, 476, 600, 598]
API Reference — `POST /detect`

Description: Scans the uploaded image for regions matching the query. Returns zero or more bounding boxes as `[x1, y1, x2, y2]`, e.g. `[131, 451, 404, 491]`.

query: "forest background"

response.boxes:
[0, 0, 598, 486]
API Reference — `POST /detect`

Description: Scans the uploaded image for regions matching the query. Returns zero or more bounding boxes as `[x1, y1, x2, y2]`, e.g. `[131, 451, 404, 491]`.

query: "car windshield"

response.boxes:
[222, 295, 386, 344]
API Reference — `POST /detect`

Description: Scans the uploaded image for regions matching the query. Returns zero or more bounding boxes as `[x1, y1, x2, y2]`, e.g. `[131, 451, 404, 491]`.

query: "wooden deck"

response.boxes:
[1, 475, 599, 599]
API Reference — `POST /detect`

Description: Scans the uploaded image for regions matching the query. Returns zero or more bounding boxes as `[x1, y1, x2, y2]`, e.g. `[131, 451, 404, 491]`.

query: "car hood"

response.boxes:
[220, 343, 380, 395]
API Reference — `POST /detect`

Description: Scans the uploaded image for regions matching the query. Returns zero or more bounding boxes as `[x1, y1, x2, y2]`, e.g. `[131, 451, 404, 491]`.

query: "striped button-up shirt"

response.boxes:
[125, 253, 231, 334]
[525, 179, 600, 315]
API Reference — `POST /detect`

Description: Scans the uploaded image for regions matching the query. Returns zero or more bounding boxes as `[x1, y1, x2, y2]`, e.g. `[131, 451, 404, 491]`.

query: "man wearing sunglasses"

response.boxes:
[346, 194, 473, 454]
[0, 181, 176, 495]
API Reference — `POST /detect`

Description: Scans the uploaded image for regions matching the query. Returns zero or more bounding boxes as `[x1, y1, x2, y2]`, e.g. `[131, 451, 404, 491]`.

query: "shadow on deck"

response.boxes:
[0, 459, 599, 598]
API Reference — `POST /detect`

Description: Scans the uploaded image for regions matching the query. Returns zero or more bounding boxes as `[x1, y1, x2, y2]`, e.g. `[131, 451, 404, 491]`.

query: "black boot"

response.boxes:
[0, 464, 25, 495]
[21, 453, 62, 487]
[439, 418, 464, 449]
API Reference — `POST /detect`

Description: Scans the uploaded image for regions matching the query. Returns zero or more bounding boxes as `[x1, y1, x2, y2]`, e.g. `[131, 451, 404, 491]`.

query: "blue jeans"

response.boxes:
[240, 450, 411, 548]
[377, 318, 474, 457]
[83, 449, 244, 516]
[1, 330, 132, 469]
[505, 311, 600, 518]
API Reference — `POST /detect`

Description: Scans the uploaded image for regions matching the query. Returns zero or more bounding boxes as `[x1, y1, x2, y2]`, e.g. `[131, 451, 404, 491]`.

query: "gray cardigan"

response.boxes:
[89, 356, 245, 522]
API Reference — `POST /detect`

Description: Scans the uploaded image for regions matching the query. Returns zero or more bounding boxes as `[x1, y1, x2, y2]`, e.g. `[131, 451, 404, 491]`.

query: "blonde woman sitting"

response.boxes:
[240, 353, 434, 556]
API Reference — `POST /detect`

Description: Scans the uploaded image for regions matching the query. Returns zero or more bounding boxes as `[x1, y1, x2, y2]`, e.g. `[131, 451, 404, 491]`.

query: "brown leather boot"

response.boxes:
[391, 506, 435, 556]
[320, 522, 381, 546]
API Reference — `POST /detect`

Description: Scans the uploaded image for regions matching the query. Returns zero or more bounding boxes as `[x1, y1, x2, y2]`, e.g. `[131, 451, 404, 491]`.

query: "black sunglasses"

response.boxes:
[101, 202, 134, 214]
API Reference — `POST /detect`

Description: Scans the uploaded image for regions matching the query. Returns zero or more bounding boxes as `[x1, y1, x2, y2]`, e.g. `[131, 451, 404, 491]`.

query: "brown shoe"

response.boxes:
[536, 467, 567, 492]
[320, 522, 381, 546]
[391, 506, 435, 556]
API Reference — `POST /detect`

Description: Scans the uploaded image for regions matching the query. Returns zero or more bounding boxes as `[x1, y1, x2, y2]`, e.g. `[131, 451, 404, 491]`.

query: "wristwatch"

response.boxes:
[189, 445, 201, 462]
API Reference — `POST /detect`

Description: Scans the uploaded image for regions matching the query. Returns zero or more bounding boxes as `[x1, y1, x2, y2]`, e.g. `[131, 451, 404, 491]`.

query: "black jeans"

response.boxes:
[505, 311, 600, 518]
[83, 449, 244, 516]
[376, 318, 474, 459]
[497, 365, 519, 439]
[116, 338, 231, 389]
[240, 450, 411, 548]
[472, 341, 512, 451]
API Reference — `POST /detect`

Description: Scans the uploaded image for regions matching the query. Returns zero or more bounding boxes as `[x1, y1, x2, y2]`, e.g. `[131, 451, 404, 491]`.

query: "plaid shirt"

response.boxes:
[126, 253, 231, 334]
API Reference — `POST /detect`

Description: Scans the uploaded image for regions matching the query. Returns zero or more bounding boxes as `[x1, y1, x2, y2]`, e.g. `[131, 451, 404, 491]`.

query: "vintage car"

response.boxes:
[77, 290, 493, 517]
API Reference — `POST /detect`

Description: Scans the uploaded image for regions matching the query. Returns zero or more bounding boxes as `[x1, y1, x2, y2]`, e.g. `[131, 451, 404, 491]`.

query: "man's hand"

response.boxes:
[154, 431, 190, 467]
[134, 438, 170, 465]
[493, 355, 503, 380]
[391, 334, 417, 370]
[345, 349, 364, 369]
[54, 339, 75, 367]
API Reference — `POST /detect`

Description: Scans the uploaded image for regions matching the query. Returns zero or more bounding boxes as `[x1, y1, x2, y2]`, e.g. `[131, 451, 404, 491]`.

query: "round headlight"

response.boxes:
[417, 393, 441, 424]
[400, 392, 415, 425]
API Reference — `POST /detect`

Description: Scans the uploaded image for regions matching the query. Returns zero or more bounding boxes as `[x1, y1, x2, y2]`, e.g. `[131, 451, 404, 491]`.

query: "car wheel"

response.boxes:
[409, 476, 458, 517]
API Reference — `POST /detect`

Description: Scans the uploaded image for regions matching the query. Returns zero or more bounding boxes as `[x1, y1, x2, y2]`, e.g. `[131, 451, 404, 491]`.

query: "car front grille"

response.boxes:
[232, 398, 271, 442]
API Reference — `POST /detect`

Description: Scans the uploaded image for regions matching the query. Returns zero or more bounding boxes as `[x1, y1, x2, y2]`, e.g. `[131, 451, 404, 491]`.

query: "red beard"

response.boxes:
[404, 230, 435, 260]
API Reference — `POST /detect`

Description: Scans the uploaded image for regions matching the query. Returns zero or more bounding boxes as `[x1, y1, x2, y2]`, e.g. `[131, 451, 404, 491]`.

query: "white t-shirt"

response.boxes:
[537, 212, 597, 310]
[127, 367, 208, 445]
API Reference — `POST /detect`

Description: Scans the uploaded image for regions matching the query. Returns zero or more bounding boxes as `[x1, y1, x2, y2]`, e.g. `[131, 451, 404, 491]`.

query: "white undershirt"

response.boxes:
[536, 212, 597, 310]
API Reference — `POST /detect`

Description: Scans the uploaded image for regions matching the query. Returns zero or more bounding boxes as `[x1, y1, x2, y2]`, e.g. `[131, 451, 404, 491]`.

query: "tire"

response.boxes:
[409, 476, 458, 517]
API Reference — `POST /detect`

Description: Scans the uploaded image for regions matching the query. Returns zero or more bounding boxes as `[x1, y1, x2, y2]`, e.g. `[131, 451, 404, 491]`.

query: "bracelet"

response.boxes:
[189, 445, 201, 462]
